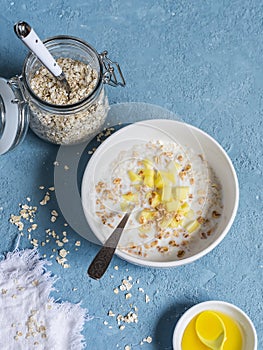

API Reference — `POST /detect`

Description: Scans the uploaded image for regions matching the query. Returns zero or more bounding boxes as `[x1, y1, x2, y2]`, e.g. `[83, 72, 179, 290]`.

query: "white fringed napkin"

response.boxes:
[0, 249, 87, 350]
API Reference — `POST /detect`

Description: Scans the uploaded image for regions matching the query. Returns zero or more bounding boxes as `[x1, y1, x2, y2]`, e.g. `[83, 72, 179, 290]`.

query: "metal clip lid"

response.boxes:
[99, 51, 126, 87]
[0, 77, 29, 155]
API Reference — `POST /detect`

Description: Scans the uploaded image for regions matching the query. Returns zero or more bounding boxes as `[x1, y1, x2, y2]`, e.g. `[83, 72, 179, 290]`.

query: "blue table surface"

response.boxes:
[0, 0, 262, 349]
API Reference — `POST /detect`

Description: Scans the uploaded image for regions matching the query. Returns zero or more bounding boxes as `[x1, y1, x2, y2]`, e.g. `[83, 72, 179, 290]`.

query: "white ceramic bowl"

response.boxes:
[173, 300, 257, 350]
[82, 118, 239, 268]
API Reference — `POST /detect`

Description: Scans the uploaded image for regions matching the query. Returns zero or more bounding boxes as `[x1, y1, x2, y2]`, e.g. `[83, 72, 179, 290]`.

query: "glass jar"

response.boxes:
[0, 35, 125, 153]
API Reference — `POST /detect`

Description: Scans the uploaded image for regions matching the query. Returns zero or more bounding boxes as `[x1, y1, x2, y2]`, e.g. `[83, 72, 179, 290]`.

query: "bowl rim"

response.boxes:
[172, 300, 257, 350]
[82, 118, 239, 268]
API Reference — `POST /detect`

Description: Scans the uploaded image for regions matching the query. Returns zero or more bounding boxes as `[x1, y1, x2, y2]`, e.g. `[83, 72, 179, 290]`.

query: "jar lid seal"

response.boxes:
[0, 77, 29, 155]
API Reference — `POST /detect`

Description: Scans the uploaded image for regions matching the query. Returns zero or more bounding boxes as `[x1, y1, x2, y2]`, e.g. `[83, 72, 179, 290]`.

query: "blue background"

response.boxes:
[0, 0, 262, 349]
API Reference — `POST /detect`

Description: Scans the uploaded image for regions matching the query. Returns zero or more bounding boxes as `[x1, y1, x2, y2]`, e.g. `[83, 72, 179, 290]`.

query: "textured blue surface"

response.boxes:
[0, 0, 262, 349]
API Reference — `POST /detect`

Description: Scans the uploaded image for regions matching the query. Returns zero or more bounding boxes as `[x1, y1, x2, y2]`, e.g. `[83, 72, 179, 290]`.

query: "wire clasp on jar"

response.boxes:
[99, 51, 126, 87]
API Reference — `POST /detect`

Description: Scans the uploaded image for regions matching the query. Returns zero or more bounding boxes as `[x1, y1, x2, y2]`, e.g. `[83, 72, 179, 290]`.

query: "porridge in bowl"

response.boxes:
[94, 140, 223, 261]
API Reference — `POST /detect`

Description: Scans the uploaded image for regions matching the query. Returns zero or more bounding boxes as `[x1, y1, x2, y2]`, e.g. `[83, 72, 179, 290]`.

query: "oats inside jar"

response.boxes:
[30, 57, 98, 105]
[27, 57, 109, 145]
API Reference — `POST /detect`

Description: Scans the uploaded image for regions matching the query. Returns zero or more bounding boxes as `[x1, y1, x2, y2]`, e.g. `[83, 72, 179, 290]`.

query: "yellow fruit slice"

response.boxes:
[128, 170, 141, 183]
[161, 185, 172, 202]
[138, 209, 157, 224]
[122, 192, 138, 202]
[166, 199, 180, 212]
[159, 214, 174, 229]
[143, 168, 155, 187]
[154, 172, 164, 189]
[184, 220, 200, 233]
[173, 186, 190, 201]
[169, 217, 182, 228]
[148, 191, 161, 208]
[178, 202, 190, 216]
[142, 158, 153, 169]
[160, 170, 176, 184]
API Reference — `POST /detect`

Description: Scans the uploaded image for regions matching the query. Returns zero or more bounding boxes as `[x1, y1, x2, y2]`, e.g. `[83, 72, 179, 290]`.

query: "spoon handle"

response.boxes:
[14, 21, 63, 78]
[88, 212, 130, 280]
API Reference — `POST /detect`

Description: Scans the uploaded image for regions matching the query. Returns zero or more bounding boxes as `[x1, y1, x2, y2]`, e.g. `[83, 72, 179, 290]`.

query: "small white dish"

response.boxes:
[173, 300, 257, 350]
[81, 118, 239, 268]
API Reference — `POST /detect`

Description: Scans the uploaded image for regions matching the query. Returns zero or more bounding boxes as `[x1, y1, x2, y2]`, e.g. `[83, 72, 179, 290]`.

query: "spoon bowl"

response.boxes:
[195, 311, 227, 350]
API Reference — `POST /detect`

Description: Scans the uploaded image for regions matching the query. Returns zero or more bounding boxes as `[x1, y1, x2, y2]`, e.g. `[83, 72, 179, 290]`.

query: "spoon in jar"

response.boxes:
[14, 21, 71, 98]
[88, 208, 133, 280]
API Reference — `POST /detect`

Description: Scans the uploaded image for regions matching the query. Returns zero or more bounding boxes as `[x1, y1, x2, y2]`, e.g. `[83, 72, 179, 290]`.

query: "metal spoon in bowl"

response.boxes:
[88, 209, 133, 280]
[14, 21, 71, 97]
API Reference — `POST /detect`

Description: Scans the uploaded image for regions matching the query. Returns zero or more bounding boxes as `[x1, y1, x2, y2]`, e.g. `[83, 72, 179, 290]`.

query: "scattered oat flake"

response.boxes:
[122, 280, 133, 291]
[119, 325, 125, 331]
[56, 256, 67, 264]
[64, 165, 69, 170]
[49, 187, 55, 191]
[75, 241, 81, 247]
[114, 265, 119, 270]
[113, 288, 119, 294]
[145, 295, 150, 303]
[108, 310, 115, 317]
[125, 293, 132, 300]
[40, 194, 50, 206]
[31, 239, 38, 247]
[59, 249, 68, 258]
[56, 240, 64, 247]
[124, 346, 131, 350]
[9, 215, 21, 224]
[51, 216, 57, 223]
[144, 336, 152, 343]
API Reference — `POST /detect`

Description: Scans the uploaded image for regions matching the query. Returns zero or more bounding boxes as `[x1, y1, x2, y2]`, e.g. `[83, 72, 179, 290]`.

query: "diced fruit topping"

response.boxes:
[128, 170, 141, 183]
[184, 220, 200, 233]
[173, 186, 190, 201]
[122, 192, 138, 202]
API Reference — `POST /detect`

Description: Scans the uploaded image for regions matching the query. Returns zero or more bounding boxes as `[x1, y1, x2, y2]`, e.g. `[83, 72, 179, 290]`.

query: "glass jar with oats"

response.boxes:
[11, 36, 125, 146]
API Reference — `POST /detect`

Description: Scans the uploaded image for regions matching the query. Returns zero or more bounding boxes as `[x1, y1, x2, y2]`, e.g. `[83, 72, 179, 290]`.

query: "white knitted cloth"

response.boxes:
[0, 249, 87, 350]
